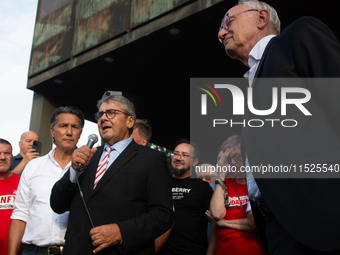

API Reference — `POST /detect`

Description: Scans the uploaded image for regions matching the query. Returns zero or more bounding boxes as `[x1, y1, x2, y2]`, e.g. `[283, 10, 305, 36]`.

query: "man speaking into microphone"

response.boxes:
[50, 95, 174, 255]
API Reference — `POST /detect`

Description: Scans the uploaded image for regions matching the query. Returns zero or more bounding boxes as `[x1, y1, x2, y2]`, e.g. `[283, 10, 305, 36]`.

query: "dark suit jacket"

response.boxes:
[242, 17, 340, 252]
[50, 140, 174, 255]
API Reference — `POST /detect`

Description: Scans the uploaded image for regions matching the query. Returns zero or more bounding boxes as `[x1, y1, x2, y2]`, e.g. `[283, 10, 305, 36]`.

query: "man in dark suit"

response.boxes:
[50, 95, 174, 255]
[218, 0, 340, 254]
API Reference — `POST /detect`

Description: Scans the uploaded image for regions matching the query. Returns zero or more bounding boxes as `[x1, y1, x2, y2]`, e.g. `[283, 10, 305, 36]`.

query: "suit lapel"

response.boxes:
[89, 140, 138, 197]
[253, 37, 276, 79]
[247, 36, 276, 123]
[242, 37, 277, 155]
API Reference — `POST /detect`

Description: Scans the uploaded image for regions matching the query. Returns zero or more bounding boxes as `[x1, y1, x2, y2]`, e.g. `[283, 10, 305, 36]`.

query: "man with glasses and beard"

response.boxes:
[159, 139, 213, 255]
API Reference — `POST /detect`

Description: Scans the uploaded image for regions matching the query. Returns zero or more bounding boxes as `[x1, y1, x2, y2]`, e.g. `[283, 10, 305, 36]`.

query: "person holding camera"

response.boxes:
[11, 131, 39, 175]
[8, 106, 84, 255]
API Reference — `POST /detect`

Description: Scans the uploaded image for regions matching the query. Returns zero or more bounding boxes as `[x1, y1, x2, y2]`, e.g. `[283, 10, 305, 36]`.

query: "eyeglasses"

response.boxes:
[94, 109, 130, 122]
[172, 152, 196, 160]
[226, 154, 242, 164]
[218, 9, 259, 43]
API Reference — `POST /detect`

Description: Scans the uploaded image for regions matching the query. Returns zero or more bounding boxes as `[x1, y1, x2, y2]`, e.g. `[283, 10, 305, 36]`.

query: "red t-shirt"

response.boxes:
[0, 173, 20, 255]
[215, 177, 265, 255]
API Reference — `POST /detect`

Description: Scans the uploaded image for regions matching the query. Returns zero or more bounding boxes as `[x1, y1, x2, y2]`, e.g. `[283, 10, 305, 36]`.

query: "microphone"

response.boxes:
[76, 134, 98, 172]
[75, 134, 98, 229]
[86, 133, 99, 149]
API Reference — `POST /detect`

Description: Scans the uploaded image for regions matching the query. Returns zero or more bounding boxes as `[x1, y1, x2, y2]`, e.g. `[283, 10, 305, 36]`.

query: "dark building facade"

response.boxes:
[26, 0, 338, 158]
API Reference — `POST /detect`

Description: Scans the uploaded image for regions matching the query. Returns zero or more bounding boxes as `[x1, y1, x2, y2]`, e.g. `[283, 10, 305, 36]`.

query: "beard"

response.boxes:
[172, 166, 187, 178]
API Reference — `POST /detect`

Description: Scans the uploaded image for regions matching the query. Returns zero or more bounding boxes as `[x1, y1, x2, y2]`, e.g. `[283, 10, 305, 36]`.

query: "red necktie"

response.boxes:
[94, 146, 113, 188]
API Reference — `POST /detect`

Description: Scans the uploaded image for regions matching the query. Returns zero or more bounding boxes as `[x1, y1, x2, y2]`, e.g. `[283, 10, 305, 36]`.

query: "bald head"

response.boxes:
[19, 131, 39, 156]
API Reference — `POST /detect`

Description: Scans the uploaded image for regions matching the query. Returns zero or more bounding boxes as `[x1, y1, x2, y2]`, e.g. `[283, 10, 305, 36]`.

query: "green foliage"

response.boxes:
[149, 143, 173, 174]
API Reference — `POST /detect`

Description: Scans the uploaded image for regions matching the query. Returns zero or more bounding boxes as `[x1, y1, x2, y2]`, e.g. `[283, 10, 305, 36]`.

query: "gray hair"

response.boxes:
[97, 95, 136, 123]
[238, 0, 280, 35]
[50, 106, 85, 129]
[134, 119, 152, 144]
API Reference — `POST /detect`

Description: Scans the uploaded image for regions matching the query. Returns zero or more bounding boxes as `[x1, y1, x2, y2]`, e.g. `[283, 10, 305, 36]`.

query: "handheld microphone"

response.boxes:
[75, 134, 98, 228]
[86, 133, 99, 149]
[76, 134, 98, 172]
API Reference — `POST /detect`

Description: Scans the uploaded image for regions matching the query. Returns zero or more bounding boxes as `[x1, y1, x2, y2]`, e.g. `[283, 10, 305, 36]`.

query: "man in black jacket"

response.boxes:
[218, 0, 340, 254]
[50, 95, 174, 255]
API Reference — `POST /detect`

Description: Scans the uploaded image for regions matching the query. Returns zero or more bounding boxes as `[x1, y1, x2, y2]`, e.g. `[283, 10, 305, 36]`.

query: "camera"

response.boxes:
[32, 141, 42, 154]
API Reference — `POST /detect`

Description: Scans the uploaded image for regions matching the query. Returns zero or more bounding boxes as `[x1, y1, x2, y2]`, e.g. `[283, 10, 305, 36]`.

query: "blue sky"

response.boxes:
[0, 1, 99, 155]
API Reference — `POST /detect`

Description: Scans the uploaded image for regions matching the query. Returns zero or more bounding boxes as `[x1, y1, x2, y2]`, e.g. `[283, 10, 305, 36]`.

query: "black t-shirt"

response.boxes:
[159, 176, 213, 255]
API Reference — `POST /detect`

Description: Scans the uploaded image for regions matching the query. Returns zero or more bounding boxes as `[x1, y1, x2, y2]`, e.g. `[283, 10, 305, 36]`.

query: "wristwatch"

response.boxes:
[215, 178, 227, 191]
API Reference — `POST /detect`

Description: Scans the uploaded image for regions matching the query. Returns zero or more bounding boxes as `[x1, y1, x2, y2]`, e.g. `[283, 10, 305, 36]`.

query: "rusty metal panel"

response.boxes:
[28, 0, 74, 77]
[130, 0, 193, 28]
[72, 0, 128, 56]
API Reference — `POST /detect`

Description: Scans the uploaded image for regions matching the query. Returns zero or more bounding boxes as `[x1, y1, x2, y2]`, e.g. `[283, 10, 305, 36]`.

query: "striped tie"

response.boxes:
[94, 146, 113, 188]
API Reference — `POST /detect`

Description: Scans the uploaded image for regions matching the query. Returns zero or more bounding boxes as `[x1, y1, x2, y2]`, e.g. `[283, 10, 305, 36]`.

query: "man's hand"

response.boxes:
[12, 149, 40, 175]
[71, 145, 97, 172]
[22, 148, 40, 164]
[90, 223, 122, 253]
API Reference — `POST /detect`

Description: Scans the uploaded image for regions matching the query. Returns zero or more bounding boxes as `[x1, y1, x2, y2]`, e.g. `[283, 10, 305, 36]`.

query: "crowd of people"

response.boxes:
[1, 0, 340, 254]
[1, 103, 258, 255]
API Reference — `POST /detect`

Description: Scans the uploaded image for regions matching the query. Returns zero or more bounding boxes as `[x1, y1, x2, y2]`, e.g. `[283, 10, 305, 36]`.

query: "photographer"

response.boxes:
[12, 131, 39, 175]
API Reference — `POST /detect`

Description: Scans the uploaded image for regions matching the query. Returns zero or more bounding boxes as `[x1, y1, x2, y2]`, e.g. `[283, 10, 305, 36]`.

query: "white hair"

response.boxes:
[238, 0, 281, 35]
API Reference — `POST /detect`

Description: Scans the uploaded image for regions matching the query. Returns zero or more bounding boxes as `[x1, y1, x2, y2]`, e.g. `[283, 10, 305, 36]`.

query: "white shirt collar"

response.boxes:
[244, 35, 276, 79]
[48, 147, 59, 166]
[48, 147, 72, 169]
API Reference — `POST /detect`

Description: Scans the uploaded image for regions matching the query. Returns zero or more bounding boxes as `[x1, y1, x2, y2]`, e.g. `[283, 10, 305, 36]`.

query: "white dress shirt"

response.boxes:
[244, 35, 276, 203]
[11, 149, 70, 246]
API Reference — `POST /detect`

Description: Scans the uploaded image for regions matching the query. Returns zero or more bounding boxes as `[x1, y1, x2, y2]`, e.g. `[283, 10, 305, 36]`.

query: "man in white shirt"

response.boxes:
[8, 106, 84, 255]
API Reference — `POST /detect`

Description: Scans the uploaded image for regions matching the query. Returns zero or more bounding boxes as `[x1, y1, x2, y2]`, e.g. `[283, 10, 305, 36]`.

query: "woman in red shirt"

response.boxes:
[208, 135, 266, 255]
